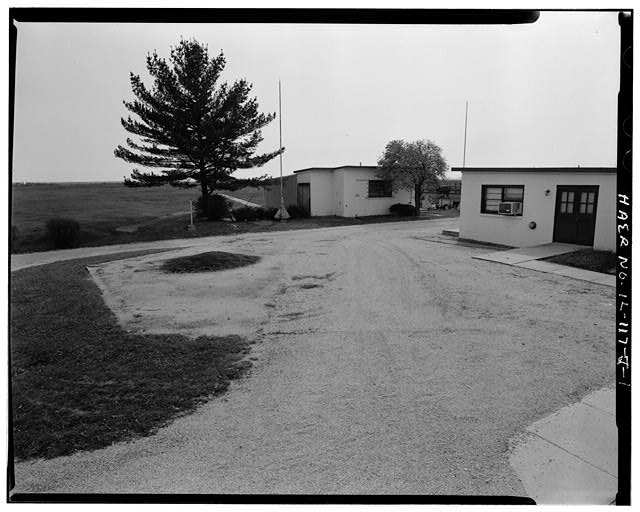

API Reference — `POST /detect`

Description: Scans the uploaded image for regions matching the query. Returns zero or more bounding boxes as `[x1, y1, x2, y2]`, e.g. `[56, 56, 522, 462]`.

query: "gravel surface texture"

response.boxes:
[12, 219, 614, 495]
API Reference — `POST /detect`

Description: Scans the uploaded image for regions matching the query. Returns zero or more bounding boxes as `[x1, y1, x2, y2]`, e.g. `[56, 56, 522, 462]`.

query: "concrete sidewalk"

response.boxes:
[509, 386, 617, 504]
[473, 243, 615, 288]
[10, 239, 192, 272]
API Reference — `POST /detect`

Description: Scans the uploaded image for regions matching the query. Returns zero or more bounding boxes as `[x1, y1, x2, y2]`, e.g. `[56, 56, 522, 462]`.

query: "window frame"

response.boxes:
[368, 180, 393, 198]
[480, 185, 524, 215]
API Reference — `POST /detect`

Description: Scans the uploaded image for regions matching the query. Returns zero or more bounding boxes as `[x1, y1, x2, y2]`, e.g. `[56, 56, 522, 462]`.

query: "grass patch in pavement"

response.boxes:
[544, 249, 616, 275]
[162, 251, 260, 273]
[10, 251, 251, 461]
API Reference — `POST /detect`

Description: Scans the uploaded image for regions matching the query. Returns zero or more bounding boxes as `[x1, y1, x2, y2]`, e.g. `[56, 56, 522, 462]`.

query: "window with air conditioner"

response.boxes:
[481, 185, 524, 216]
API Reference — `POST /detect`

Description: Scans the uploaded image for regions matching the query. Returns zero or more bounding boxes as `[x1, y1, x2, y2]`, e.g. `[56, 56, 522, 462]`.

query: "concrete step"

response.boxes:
[441, 228, 459, 237]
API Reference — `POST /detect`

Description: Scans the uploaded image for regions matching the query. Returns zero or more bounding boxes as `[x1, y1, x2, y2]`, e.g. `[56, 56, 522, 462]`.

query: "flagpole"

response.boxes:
[463, 100, 468, 168]
[275, 80, 289, 220]
[279, 80, 283, 213]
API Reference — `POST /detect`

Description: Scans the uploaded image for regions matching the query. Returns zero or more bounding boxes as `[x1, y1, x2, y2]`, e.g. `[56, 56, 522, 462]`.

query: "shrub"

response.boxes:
[233, 206, 278, 222]
[195, 194, 230, 221]
[286, 204, 310, 219]
[232, 207, 255, 222]
[11, 225, 17, 246]
[46, 218, 80, 249]
[263, 207, 279, 219]
[389, 203, 417, 217]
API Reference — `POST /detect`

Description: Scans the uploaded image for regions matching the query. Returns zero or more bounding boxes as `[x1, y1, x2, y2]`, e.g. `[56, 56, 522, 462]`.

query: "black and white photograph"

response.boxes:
[8, 6, 632, 504]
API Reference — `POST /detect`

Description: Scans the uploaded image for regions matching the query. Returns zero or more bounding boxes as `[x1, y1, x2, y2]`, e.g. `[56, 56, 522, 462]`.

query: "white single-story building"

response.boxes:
[294, 165, 413, 217]
[454, 167, 616, 251]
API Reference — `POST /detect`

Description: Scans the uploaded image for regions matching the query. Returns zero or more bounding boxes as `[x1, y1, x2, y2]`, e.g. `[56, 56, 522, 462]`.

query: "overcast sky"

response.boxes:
[12, 11, 620, 182]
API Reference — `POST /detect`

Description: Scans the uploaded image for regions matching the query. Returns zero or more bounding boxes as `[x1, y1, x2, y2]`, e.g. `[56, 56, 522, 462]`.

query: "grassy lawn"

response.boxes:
[10, 250, 252, 461]
[544, 249, 616, 275]
[12, 181, 459, 253]
[11, 183, 263, 253]
[12, 182, 199, 231]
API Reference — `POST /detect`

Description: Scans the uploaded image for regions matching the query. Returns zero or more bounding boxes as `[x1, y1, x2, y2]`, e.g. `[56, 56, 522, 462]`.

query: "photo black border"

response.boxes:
[7, 7, 631, 505]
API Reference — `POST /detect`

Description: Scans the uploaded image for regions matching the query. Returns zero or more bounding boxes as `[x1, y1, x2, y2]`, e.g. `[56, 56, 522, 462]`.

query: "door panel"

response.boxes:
[297, 183, 310, 214]
[553, 186, 598, 245]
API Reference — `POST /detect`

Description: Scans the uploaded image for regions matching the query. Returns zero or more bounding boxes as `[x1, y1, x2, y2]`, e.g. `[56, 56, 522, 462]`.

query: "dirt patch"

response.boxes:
[291, 272, 336, 281]
[87, 248, 279, 338]
[278, 312, 305, 320]
[161, 251, 260, 273]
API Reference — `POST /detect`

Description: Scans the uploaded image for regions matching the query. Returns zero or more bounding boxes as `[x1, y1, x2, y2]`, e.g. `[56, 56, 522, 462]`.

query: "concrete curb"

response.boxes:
[473, 244, 615, 288]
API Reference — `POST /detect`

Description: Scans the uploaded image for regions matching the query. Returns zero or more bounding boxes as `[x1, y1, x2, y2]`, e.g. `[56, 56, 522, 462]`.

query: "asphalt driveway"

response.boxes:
[12, 218, 614, 495]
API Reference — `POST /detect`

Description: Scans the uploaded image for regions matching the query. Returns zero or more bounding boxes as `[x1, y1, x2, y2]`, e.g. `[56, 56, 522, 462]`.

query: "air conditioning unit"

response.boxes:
[498, 201, 522, 215]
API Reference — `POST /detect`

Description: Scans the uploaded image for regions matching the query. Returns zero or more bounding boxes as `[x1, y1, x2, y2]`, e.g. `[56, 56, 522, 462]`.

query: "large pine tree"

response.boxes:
[115, 39, 281, 212]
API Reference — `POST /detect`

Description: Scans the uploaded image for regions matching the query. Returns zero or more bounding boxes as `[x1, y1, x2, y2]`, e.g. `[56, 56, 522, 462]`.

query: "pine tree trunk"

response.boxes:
[200, 179, 208, 214]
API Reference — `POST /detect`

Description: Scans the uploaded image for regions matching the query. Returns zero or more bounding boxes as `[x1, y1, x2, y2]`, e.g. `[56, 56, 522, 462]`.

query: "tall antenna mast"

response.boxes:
[275, 79, 289, 220]
[463, 100, 469, 168]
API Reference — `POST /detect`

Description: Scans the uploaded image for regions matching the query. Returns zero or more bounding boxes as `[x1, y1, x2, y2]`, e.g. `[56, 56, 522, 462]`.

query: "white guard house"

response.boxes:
[454, 167, 616, 251]
[294, 165, 413, 217]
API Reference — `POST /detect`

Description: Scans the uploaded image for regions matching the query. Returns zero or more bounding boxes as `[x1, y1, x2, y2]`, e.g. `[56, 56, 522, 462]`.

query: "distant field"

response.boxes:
[11, 182, 265, 252]
[12, 183, 197, 232]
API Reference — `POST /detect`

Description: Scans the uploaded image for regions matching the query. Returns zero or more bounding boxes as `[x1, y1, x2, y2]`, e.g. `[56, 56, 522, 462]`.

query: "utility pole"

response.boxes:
[275, 79, 290, 220]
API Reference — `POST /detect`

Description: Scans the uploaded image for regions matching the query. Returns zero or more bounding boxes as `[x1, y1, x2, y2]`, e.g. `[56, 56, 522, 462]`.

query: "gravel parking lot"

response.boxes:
[12, 218, 614, 495]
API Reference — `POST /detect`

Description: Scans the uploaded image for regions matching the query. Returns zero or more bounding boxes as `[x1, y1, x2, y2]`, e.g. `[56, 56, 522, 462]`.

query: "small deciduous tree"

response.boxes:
[115, 39, 281, 214]
[377, 139, 448, 215]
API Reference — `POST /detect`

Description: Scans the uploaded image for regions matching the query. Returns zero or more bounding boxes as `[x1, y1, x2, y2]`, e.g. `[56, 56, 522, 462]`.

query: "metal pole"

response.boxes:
[187, 199, 196, 231]
[463, 100, 468, 168]
[279, 79, 284, 217]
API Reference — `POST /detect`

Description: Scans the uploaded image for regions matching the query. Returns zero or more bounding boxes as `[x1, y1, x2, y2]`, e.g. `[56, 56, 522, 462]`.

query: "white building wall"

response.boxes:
[459, 170, 615, 251]
[296, 171, 311, 186]
[333, 169, 345, 216]
[341, 167, 412, 217]
[295, 166, 414, 217]
[309, 170, 334, 216]
[593, 175, 616, 251]
[294, 169, 332, 216]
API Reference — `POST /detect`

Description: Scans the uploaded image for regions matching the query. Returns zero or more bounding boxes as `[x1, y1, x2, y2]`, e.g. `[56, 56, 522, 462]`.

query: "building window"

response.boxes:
[579, 191, 596, 214]
[481, 185, 524, 215]
[368, 180, 392, 198]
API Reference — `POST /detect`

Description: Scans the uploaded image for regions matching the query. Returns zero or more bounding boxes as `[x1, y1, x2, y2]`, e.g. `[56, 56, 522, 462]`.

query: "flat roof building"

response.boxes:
[453, 167, 616, 251]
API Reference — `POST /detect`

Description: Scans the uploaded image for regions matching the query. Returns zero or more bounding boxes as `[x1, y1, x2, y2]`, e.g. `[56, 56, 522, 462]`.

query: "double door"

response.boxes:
[553, 186, 598, 246]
